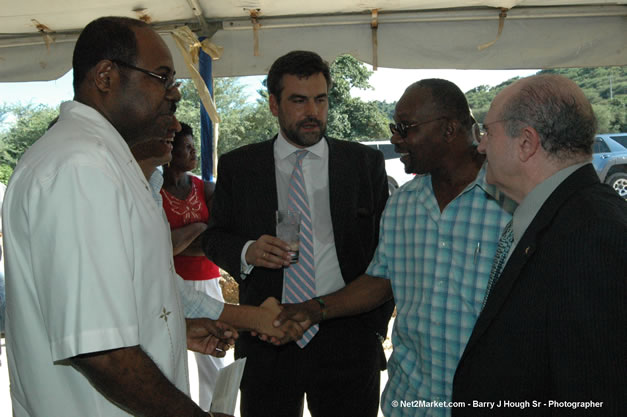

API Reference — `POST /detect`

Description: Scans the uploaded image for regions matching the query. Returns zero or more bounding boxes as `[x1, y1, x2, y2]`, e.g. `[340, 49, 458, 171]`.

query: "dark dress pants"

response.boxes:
[239, 316, 384, 417]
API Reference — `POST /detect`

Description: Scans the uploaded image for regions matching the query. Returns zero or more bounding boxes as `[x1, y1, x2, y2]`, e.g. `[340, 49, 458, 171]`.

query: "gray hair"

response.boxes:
[501, 74, 597, 160]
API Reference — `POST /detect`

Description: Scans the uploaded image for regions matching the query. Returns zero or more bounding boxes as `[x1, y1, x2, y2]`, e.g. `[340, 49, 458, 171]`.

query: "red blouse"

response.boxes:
[161, 175, 221, 280]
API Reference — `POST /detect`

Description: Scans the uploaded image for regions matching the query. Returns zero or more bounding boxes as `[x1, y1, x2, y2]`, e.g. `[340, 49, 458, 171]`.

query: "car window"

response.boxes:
[593, 138, 610, 154]
[378, 144, 399, 160]
[610, 136, 627, 148]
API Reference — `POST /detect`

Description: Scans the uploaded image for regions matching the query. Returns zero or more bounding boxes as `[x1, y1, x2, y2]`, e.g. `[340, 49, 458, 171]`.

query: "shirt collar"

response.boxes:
[275, 131, 327, 161]
[400, 162, 495, 196]
[451, 162, 506, 203]
[512, 161, 589, 242]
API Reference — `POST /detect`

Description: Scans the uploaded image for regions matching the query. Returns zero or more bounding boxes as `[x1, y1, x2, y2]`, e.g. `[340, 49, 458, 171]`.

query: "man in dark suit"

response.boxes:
[452, 74, 627, 416]
[203, 50, 394, 417]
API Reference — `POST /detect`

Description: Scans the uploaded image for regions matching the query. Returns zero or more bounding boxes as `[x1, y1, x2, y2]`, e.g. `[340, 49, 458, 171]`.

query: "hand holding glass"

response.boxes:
[276, 210, 300, 264]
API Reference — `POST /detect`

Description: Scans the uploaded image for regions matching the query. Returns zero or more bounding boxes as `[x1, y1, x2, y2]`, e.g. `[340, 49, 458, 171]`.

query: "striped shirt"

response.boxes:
[368, 165, 515, 417]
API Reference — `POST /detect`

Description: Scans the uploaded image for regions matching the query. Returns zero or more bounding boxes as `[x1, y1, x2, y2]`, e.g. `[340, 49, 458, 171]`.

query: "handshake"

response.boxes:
[248, 296, 323, 346]
[187, 297, 323, 357]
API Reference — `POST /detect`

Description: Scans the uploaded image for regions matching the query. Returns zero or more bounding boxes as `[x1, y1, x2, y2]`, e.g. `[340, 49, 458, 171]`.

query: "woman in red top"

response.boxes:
[160, 122, 223, 410]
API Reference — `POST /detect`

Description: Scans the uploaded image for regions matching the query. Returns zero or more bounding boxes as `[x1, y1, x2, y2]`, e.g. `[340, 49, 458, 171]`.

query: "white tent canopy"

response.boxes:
[0, 0, 626, 82]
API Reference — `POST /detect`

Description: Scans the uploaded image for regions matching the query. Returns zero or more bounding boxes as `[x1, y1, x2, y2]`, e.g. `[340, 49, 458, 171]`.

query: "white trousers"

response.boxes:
[183, 278, 225, 410]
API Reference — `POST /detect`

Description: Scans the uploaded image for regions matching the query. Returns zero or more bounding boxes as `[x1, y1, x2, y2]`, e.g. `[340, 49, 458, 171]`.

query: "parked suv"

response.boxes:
[592, 133, 627, 199]
[360, 140, 414, 193]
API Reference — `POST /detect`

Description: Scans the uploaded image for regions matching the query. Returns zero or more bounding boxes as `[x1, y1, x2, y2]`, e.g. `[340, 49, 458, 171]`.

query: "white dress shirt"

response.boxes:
[241, 133, 345, 296]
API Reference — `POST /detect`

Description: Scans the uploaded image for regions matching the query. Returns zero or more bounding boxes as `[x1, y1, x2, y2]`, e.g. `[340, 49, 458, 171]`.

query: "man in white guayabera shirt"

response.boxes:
[2, 16, 235, 417]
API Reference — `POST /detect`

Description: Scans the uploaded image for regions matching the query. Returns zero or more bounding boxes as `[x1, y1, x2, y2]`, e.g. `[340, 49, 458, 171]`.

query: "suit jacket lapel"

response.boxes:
[327, 138, 350, 258]
[250, 137, 279, 231]
[462, 164, 601, 357]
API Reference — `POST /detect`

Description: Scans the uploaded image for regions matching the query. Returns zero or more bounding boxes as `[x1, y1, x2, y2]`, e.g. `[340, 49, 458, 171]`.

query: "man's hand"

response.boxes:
[185, 318, 238, 357]
[273, 300, 321, 331]
[253, 297, 307, 345]
[245, 235, 291, 268]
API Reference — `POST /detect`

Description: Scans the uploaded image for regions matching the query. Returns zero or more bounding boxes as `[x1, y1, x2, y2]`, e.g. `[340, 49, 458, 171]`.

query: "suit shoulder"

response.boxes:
[557, 183, 627, 231]
[571, 183, 625, 214]
[218, 139, 274, 162]
[328, 138, 383, 159]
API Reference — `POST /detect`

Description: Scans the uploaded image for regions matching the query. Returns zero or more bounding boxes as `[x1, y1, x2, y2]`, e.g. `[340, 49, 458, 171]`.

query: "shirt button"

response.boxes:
[439, 241, 447, 248]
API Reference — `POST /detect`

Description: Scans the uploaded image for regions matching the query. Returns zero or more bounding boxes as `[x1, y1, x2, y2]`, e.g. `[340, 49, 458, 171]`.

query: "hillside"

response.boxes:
[374, 66, 626, 133]
[466, 66, 626, 132]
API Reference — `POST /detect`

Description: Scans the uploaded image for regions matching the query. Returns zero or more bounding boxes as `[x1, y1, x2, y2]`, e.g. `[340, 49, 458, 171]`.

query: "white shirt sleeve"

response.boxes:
[177, 274, 224, 319]
[29, 165, 140, 361]
[239, 240, 256, 279]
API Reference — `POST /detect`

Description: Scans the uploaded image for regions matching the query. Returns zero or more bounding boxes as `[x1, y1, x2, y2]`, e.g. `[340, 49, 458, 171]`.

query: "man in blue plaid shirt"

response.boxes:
[276, 79, 515, 417]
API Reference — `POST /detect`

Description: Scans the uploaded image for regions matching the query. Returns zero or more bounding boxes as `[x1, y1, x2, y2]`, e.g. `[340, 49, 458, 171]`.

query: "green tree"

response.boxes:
[0, 164, 13, 184]
[0, 104, 59, 169]
[327, 55, 389, 141]
[373, 100, 396, 120]
[465, 67, 626, 132]
[205, 54, 390, 157]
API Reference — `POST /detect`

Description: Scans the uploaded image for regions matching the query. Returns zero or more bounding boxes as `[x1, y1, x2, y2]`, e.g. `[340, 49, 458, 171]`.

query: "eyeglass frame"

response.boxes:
[112, 59, 181, 91]
[389, 117, 448, 139]
[472, 118, 528, 143]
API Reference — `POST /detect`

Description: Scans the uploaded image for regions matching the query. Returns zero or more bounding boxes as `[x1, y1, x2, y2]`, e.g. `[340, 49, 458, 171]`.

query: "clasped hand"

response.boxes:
[186, 318, 238, 357]
[252, 298, 324, 345]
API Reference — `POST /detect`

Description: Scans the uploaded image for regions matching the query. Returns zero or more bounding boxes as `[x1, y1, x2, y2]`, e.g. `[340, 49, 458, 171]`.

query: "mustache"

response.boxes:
[170, 102, 178, 114]
[298, 117, 323, 129]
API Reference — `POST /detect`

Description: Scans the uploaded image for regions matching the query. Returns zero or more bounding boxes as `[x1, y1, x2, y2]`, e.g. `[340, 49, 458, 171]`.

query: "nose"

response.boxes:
[171, 116, 182, 133]
[477, 136, 487, 154]
[166, 84, 182, 102]
[390, 131, 404, 146]
[304, 99, 319, 117]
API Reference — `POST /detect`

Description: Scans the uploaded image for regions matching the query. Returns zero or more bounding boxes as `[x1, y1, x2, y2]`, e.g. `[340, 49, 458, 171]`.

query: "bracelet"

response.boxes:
[313, 297, 327, 321]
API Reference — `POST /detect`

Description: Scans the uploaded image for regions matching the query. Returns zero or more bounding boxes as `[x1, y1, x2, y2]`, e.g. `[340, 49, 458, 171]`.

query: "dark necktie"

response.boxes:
[482, 220, 514, 309]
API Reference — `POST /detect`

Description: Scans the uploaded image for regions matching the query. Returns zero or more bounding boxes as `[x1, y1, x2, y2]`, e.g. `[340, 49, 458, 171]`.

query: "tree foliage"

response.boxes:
[1, 65, 623, 185]
[0, 104, 59, 176]
[327, 55, 389, 141]
[465, 67, 626, 132]
[181, 54, 392, 158]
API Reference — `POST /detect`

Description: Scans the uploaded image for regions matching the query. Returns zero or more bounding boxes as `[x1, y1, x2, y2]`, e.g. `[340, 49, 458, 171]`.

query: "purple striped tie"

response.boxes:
[283, 150, 318, 347]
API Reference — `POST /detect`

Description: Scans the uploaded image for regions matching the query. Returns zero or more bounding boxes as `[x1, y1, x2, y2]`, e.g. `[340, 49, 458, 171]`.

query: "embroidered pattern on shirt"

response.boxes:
[161, 181, 203, 224]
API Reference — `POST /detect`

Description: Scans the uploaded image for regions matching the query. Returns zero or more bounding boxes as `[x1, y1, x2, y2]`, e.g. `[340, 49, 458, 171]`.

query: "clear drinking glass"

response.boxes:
[275, 210, 300, 264]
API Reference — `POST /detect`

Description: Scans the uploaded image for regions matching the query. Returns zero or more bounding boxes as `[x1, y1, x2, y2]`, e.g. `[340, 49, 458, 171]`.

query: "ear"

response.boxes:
[269, 94, 280, 117]
[517, 126, 541, 162]
[93, 60, 114, 92]
[442, 119, 458, 143]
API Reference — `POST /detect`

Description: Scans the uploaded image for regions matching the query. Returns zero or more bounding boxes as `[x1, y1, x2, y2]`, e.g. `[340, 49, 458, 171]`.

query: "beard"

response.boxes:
[280, 116, 327, 148]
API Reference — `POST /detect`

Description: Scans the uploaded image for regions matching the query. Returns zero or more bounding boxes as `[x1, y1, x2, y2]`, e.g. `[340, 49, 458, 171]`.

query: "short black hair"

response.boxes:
[72, 16, 149, 92]
[410, 78, 473, 128]
[173, 122, 194, 149]
[266, 51, 332, 102]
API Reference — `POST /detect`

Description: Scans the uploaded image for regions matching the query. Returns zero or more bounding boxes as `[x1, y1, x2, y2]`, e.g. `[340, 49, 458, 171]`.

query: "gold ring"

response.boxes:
[263, 252, 267, 258]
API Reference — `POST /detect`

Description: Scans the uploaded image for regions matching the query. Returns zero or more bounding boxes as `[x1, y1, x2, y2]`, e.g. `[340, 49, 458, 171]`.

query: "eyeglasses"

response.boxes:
[112, 60, 181, 91]
[389, 117, 447, 138]
[473, 119, 526, 143]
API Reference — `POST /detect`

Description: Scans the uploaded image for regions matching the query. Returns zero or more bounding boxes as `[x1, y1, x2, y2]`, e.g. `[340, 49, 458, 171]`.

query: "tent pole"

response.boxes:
[199, 37, 215, 182]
